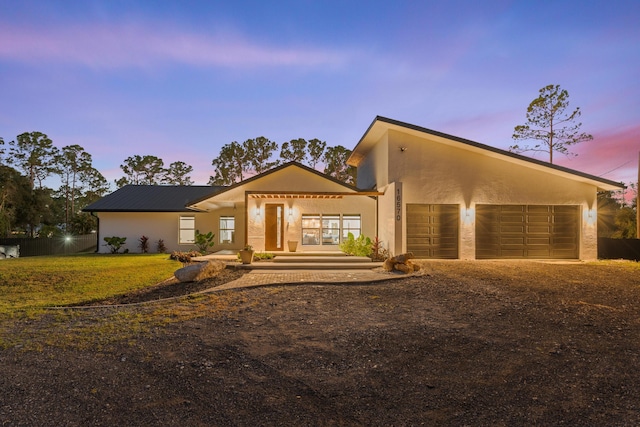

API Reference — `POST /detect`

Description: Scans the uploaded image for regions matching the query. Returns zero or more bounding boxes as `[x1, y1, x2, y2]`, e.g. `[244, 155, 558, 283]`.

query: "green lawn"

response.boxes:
[0, 254, 182, 313]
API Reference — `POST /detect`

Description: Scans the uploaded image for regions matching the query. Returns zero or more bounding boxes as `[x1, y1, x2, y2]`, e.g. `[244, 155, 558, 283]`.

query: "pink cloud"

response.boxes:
[0, 23, 347, 69]
[557, 125, 639, 186]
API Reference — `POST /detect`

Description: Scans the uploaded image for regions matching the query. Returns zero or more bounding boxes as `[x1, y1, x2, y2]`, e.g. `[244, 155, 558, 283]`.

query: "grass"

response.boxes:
[0, 253, 182, 314]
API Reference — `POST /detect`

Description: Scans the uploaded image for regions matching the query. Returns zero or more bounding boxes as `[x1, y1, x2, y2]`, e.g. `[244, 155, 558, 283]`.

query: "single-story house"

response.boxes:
[85, 116, 624, 260]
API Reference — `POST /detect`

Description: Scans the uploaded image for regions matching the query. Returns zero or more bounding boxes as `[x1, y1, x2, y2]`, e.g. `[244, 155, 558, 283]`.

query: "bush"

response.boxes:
[255, 252, 274, 260]
[170, 250, 202, 265]
[103, 236, 127, 254]
[138, 235, 149, 253]
[194, 230, 215, 253]
[370, 236, 389, 261]
[340, 232, 373, 257]
[156, 239, 167, 254]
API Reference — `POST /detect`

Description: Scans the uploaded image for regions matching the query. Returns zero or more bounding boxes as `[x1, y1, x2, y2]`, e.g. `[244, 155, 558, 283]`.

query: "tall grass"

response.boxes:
[0, 254, 181, 313]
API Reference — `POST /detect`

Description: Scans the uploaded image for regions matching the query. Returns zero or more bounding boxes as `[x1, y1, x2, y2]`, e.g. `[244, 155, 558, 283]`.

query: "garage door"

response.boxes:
[406, 204, 459, 259]
[476, 205, 579, 259]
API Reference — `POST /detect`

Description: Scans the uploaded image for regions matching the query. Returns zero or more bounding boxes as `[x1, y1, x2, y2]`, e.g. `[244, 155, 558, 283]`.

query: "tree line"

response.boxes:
[0, 132, 109, 238]
[114, 137, 356, 187]
[0, 133, 356, 238]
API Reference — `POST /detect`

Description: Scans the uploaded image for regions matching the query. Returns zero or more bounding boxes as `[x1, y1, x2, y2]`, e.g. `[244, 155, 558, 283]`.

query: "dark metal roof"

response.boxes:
[83, 185, 226, 212]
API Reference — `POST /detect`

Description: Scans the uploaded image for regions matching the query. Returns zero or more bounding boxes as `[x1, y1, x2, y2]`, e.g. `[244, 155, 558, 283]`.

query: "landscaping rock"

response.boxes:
[175, 260, 226, 282]
[382, 252, 420, 274]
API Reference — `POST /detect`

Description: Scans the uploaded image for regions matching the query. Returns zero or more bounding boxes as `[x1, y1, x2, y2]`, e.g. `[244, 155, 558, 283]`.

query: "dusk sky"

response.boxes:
[1, 0, 638, 195]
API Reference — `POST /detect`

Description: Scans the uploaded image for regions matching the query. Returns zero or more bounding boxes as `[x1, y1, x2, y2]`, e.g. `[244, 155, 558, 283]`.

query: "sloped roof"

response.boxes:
[349, 116, 624, 191]
[83, 185, 225, 212]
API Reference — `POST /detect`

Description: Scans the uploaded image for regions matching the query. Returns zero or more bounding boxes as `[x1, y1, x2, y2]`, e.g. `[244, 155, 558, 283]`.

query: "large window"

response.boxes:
[342, 215, 361, 239]
[301, 214, 362, 245]
[302, 215, 320, 245]
[219, 216, 235, 244]
[179, 216, 195, 244]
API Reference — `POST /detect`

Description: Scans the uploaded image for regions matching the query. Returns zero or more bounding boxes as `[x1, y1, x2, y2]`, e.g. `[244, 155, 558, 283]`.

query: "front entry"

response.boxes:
[265, 204, 284, 251]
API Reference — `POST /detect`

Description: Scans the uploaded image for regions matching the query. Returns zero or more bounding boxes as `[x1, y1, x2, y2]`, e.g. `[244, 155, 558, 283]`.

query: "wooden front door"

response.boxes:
[265, 204, 284, 251]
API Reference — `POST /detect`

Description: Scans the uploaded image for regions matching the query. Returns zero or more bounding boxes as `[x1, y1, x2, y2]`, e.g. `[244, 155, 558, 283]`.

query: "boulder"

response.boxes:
[394, 262, 413, 274]
[382, 253, 421, 274]
[392, 252, 414, 263]
[174, 260, 226, 283]
[383, 258, 396, 272]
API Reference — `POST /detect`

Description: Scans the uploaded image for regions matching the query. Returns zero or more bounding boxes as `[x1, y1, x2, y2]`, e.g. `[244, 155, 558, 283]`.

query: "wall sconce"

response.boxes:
[255, 207, 260, 217]
[586, 208, 596, 226]
[288, 208, 293, 223]
[462, 207, 475, 224]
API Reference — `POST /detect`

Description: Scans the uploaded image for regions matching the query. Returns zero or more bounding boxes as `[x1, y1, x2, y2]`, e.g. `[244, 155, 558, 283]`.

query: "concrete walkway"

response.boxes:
[206, 268, 405, 292]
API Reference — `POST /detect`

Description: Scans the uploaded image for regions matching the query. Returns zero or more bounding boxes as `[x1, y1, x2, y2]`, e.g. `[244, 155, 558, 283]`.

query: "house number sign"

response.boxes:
[395, 186, 402, 221]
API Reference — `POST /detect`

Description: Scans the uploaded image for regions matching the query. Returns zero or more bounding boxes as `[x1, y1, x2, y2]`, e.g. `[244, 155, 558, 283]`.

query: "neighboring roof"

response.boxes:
[186, 161, 368, 207]
[349, 115, 625, 191]
[83, 185, 225, 212]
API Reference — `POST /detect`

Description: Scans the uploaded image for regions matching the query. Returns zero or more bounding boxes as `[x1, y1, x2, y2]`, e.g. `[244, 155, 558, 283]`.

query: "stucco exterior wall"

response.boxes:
[355, 133, 389, 190]
[373, 129, 599, 259]
[96, 212, 217, 254]
[376, 182, 401, 256]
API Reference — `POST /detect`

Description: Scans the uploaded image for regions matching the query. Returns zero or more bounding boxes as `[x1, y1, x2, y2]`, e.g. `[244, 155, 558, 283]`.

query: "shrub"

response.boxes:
[340, 232, 373, 257]
[194, 230, 215, 253]
[103, 236, 127, 254]
[138, 235, 149, 253]
[255, 252, 274, 260]
[370, 236, 389, 261]
[156, 239, 167, 254]
[170, 250, 202, 265]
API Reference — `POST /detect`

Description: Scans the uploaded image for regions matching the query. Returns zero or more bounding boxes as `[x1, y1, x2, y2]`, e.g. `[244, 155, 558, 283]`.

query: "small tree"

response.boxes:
[194, 230, 215, 253]
[138, 235, 150, 253]
[510, 84, 593, 164]
[103, 236, 127, 254]
[156, 239, 167, 254]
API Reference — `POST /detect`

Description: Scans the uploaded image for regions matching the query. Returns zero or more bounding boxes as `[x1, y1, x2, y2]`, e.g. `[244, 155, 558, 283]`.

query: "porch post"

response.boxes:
[244, 191, 248, 247]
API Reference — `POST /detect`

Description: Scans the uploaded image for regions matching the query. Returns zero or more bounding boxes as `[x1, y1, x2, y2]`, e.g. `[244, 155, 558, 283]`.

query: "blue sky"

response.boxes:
[0, 0, 638, 195]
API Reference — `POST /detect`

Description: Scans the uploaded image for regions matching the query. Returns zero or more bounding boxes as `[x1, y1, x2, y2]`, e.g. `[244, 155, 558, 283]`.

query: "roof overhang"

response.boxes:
[349, 116, 625, 192]
[248, 191, 383, 199]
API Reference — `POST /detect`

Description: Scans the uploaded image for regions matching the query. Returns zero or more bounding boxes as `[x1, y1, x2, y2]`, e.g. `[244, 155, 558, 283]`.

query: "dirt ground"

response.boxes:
[1, 260, 639, 426]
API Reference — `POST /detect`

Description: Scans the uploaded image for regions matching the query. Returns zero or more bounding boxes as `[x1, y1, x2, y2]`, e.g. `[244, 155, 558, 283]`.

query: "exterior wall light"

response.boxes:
[462, 207, 475, 224]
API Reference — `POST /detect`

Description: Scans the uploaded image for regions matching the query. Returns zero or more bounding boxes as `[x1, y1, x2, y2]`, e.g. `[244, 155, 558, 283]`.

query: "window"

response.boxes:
[302, 214, 320, 245]
[322, 215, 340, 245]
[179, 216, 195, 244]
[302, 214, 361, 246]
[342, 215, 361, 239]
[219, 216, 235, 244]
